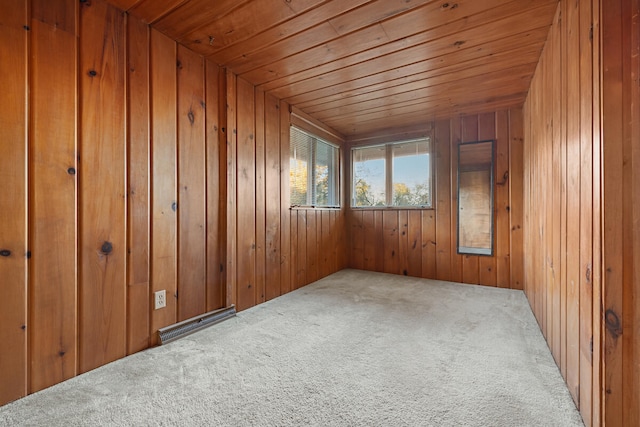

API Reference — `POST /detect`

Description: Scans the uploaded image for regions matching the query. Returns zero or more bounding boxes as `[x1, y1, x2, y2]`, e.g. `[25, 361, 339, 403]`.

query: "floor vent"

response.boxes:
[158, 305, 236, 345]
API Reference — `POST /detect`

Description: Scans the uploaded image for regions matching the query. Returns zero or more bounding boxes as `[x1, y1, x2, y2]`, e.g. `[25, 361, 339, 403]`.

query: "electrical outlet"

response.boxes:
[154, 290, 166, 310]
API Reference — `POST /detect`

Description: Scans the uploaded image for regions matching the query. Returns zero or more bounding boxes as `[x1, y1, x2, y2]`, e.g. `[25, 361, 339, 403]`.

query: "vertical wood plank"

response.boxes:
[565, 0, 581, 403]
[236, 77, 256, 311]
[126, 13, 150, 355]
[590, 0, 602, 422]
[321, 210, 331, 277]
[176, 45, 206, 321]
[362, 211, 376, 271]
[601, 0, 624, 419]
[290, 210, 298, 288]
[421, 210, 436, 279]
[397, 210, 409, 276]
[509, 108, 525, 291]
[330, 210, 338, 273]
[449, 117, 463, 283]
[279, 101, 291, 295]
[150, 29, 177, 337]
[495, 110, 511, 288]
[434, 120, 451, 281]
[407, 210, 422, 277]
[578, 0, 594, 422]
[296, 211, 307, 287]
[550, 7, 563, 366]
[205, 62, 224, 311]
[374, 210, 385, 272]
[0, 0, 28, 404]
[383, 210, 399, 274]
[626, 1, 640, 424]
[543, 50, 553, 343]
[254, 88, 266, 303]
[351, 210, 364, 270]
[225, 70, 237, 307]
[559, 0, 570, 380]
[79, 0, 127, 372]
[264, 93, 281, 301]
[478, 112, 498, 287]
[306, 210, 317, 283]
[29, 5, 78, 392]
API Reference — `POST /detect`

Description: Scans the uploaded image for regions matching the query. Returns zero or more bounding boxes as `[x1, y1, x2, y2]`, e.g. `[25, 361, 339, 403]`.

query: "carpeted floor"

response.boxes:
[0, 269, 584, 426]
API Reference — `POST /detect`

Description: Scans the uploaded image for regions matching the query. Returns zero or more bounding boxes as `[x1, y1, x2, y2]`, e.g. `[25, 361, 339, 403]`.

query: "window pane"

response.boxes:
[392, 139, 431, 207]
[290, 129, 312, 206]
[352, 145, 386, 206]
[290, 126, 340, 207]
[315, 140, 338, 206]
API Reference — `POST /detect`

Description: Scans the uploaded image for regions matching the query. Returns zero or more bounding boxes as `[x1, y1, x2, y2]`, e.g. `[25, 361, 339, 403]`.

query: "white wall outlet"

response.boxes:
[154, 290, 166, 310]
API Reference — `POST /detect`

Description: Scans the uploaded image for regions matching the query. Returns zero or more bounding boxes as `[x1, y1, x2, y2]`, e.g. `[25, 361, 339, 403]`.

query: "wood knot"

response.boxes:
[187, 110, 195, 125]
[88, 70, 97, 77]
[454, 40, 465, 47]
[101, 241, 113, 255]
[0, 250, 11, 257]
[605, 309, 622, 339]
[68, 167, 76, 175]
[171, 202, 178, 212]
[23, 25, 30, 31]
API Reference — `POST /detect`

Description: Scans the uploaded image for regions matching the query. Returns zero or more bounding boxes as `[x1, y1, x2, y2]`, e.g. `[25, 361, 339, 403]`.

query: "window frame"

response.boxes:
[350, 137, 434, 209]
[289, 125, 341, 209]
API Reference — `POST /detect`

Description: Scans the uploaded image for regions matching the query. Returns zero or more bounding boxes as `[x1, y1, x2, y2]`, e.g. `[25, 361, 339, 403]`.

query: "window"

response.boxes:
[290, 126, 340, 207]
[352, 138, 432, 208]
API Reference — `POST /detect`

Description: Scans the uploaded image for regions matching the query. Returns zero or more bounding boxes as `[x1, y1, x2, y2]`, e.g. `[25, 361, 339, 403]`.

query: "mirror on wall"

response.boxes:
[457, 140, 494, 256]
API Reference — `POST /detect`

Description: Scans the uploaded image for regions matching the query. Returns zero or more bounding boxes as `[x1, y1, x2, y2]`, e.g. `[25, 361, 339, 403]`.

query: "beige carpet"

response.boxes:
[0, 269, 583, 426]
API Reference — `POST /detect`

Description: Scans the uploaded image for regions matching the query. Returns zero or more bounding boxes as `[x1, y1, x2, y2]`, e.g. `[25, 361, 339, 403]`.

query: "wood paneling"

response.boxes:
[348, 111, 522, 289]
[264, 93, 282, 301]
[205, 63, 225, 312]
[600, 0, 640, 425]
[104, 0, 557, 138]
[0, 0, 28, 404]
[78, 0, 127, 374]
[150, 29, 178, 336]
[222, 78, 348, 313]
[235, 77, 257, 311]
[519, 1, 633, 425]
[176, 45, 206, 321]
[126, 11, 151, 355]
[29, 1, 78, 394]
[0, 0, 287, 405]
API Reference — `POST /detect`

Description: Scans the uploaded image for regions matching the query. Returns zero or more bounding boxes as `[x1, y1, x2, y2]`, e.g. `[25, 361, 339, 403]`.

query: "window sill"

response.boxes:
[349, 206, 434, 211]
[290, 205, 342, 211]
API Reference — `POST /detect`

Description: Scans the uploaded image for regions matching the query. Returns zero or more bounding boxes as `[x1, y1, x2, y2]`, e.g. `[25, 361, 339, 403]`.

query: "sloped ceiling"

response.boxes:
[107, 0, 557, 138]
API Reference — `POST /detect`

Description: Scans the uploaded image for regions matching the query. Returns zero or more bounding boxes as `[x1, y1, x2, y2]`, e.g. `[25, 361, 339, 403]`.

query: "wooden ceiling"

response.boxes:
[107, 0, 558, 138]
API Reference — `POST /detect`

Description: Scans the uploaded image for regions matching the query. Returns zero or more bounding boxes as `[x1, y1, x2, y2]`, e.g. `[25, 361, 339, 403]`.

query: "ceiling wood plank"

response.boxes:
[129, 0, 191, 24]
[102, 0, 559, 137]
[172, 0, 334, 56]
[297, 45, 543, 112]
[152, 0, 250, 38]
[256, 0, 557, 93]
[319, 71, 533, 124]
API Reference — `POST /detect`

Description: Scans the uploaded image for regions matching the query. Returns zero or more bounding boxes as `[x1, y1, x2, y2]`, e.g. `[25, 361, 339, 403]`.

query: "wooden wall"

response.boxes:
[0, 0, 347, 406]
[600, 0, 640, 425]
[223, 75, 348, 312]
[522, 0, 603, 424]
[347, 110, 524, 290]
